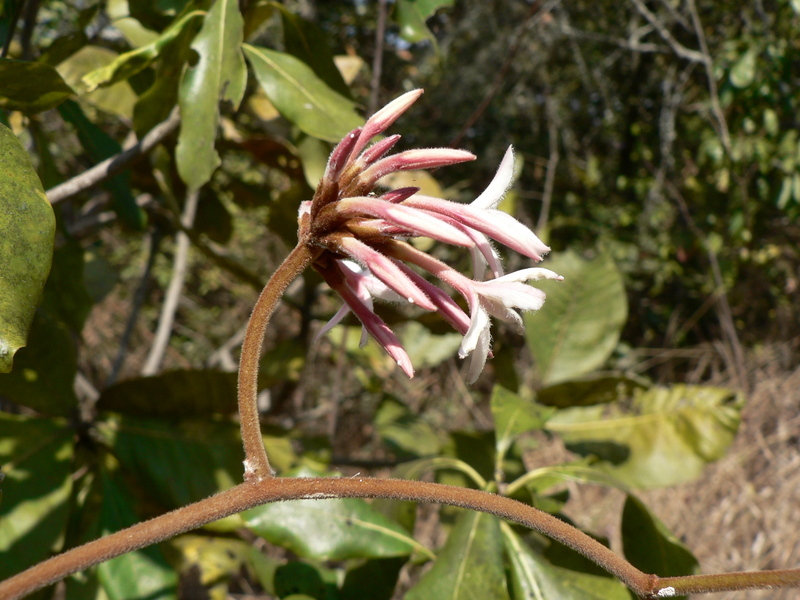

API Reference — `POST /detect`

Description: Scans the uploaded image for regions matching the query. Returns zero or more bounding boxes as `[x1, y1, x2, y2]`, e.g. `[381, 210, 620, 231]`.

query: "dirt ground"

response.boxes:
[641, 343, 800, 599]
[555, 342, 800, 599]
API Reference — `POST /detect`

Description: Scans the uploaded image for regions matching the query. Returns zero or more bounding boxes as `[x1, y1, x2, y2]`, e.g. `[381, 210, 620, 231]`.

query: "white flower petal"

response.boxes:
[472, 145, 515, 210]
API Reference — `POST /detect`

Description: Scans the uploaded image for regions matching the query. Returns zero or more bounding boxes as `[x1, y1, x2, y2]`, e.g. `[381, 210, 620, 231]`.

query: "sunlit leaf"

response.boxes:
[621, 494, 698, 584]
[546, 385, 743, 488]
[133, 8, 203, 136]
[0, 59, 73, 112]
[490, 385, 552, 463]
[0, 124, 55, 373]
[243, 44, 363, 142]
[176, 0, 247, 189]
[294, 132, 330, 188]
[82, 11, 204, 90]
[56, 46, 138, 117]
[406, 511, 508, 600]
[0, 414, 73, 579]
[167, 535, 253, 594]
[502, 523, 629, 600]
[244, 470, 419, 561]
[395, 0, 453, 44]
[730, 48, 757, 88]
[274, 2, 351, 97]
[525, 250, 627, 386]
[506, 461, 627, 499]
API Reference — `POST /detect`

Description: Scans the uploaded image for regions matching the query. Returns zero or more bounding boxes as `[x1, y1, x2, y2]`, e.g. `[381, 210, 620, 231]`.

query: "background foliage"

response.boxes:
[0, 0, 797, 598]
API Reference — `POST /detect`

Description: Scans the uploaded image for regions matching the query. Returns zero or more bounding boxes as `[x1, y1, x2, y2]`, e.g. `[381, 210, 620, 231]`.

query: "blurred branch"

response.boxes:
[367, 0, 388, 116]
[537, 95, 559, 234]
[449, 0, 563, 148]
[140, 188, 199, 376]
[206, 324, 247, 371]
[628, 0, 705, 63]
[686, 0, 732, 154]
[107, 228, 163, 386]
[557, 22, 665, 54]
[0, 0, 25, 58]
[662, 175, 747, 391]
[47, 108, 181, 205]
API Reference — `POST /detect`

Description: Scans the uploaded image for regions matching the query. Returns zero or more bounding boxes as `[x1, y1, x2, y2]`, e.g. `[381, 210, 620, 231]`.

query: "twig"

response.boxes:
[537, 95, 559, 234]
[237, 243, 317, 480]
[141, 189, 199, 376]
[685, 0, 732, 154]
[367, 0, 388, 116]
[627, 0, 705, 63]
[107, 227, 163, 386]
[47, 108, 181, 205]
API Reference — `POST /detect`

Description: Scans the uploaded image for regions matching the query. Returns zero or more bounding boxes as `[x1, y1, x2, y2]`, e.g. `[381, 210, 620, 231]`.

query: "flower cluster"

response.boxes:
[299, 89, 561, 383]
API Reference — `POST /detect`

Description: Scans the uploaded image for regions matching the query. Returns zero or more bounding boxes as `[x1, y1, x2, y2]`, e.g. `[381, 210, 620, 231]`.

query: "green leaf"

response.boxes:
[176, 0, 246, 189]
[244, 478, 420, 561]
[502, 523, 629, 600]
[275, 3, 351, 97]
[341, 557, 405, 600]
[0, 310, 78, 415]
[243, 44, 363, 142]
[375, 397, 442, 458]
[294, 132, 331, 189]
[96, 468, 178, 600]
[621, 494, 698, 582]
[395, 456, 487, 490]
[525, 250, 627, 386]
[0, 123, 55, 373]
[98, 416, 295, 523]
[546, 385, 743, 488]
[82, 11, 205, 91]
[0, 414, 74, 579]
[506, 461, 627, 499]
[96, 369, 238, 416]
[167, 535, 253, 595]
[406, 511, 508, 600]
[133, 8, 204, 136]
[58, 100, 145, 229]
[0, 59, 74, 112]
[395, 0, 453, 44]
[490, 385, 552, 465]
[273, 561, 339, 600]
[730, 48, 757, 88]
[400, 321, 464, 370]
[537, 374, 647, 408]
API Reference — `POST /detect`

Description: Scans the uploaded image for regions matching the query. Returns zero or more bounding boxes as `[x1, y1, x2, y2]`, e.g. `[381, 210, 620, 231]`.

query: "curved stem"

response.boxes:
[3, 475, 799, 600]
[237, 243, 316, 480]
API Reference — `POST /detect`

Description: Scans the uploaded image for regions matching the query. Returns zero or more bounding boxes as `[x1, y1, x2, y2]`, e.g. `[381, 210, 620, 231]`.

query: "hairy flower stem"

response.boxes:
[237, 243, 317, 480]
[3, 476, 799, 600]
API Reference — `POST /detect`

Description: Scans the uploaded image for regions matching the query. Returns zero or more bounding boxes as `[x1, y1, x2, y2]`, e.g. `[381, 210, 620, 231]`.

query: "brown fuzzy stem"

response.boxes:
[237, 243, 316, 480]
[3, 476, 799, 600]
